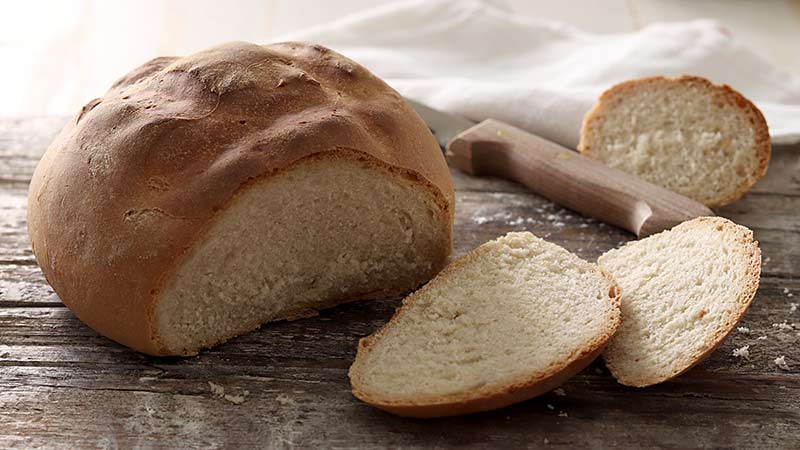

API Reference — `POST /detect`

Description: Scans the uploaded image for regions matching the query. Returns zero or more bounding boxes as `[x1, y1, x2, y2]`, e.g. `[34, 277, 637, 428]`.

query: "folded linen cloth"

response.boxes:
[284, 0, 800, 147]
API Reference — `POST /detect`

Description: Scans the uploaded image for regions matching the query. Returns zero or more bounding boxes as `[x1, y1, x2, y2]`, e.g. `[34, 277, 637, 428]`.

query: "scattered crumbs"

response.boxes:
[791, 303, 798, 314]
[209, 381, 248, 405]
[558, 411, 568, 418]
[546, 214, 559, 221]
[473, 212, 514, 225]
[764, 256, 771, 264]
[546, 404, 555, 410]
[224, 391, 249, 405]
[579, 223, 589, 228]
[544, 438, 550, 445]
[737, 326, 750, 334]
[508, 217, 525, 226]
[774, 356, 790, 370]
[276, 393, 297, 406]
[783, 288, 790, 294]
[208, 381, 225, 397]
[553, 221, 565, 228]
[772, 322, 794, 331]
[554, 388, 566, 397]
[757, 335, 767, 340]
[732, 345, 750, 359]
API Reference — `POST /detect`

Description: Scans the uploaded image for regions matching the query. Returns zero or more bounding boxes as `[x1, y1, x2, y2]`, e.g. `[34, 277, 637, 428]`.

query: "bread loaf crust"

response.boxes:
[27, 42, 454, 355]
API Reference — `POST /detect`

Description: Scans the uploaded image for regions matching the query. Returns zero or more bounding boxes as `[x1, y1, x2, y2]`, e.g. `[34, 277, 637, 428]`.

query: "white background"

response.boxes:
[1, 0, 799, 117]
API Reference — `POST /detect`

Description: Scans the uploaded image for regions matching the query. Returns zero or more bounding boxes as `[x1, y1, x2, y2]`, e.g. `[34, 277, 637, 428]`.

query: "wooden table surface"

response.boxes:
[1, 117, 798, 448]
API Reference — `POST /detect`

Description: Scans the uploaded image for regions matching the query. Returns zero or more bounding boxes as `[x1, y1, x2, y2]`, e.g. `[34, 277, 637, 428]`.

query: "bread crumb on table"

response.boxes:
[208, 381, 249, 405]
[737, 326, 750, 334]
[553, 388, 566, 397]
[774, 356, 790, 370]
[208, 381, 225, 396]
[546, 404, 555, 410]
[733, 345, 750, 359]
[558, 411, 568, 418]
[772, 322, 795, 331]
[757, 335, 767, 340]
[790, 303, 797, 314]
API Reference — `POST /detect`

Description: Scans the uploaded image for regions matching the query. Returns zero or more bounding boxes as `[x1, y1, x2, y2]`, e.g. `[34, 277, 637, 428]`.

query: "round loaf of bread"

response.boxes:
[27, 41, 454, 356]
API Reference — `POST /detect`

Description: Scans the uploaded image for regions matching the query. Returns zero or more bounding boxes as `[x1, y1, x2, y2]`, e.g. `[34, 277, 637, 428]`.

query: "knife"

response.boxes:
[407, 99, 713, 237]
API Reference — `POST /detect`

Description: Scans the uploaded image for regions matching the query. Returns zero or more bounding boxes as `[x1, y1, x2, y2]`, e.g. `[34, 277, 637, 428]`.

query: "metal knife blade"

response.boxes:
[406, 98, 475, 151]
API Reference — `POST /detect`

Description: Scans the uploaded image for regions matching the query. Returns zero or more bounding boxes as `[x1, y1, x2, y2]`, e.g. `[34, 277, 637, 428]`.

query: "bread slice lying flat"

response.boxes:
[578, 75, 770, 207]
[599, 217, 761, 387]
[349, 232, 621, 417]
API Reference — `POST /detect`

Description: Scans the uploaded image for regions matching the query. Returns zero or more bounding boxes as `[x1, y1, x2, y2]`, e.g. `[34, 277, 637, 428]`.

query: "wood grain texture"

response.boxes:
[1, 118, 799, 449]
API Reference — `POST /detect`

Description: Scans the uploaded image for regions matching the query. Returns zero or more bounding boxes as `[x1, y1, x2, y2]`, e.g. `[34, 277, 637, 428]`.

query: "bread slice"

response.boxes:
[598, 217, 761, 387]
[578, 75, 770, 207]
[348, 232, 621, 418]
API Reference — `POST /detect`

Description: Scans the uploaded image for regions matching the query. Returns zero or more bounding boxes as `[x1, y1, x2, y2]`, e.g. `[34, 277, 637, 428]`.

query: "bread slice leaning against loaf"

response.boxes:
[349, 232, 621, 418]
[578, 75, 770, 207]
[599, 217, 761, 387]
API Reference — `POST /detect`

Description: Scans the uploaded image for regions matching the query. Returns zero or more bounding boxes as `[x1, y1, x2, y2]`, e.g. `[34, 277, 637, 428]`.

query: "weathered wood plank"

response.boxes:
[2, 181, 798, 297]
[1, 299, 798, 449]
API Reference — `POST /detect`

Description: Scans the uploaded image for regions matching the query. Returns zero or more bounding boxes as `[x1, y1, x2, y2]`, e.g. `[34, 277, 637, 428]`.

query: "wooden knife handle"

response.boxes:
[447, 119, 713, 237]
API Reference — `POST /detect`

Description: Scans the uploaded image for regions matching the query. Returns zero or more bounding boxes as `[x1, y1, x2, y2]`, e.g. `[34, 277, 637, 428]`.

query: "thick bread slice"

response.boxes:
[599, 217, 761, 387]
[349, 232, 621, 418]
[578, 75, 770, 207]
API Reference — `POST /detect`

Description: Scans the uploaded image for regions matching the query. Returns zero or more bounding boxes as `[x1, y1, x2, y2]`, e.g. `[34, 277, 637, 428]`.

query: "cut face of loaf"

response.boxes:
[578, 75, 770, 207]
[156, 157, 450, 355]
[349, 232, 621, 418]
[157, 154, 450, 355]
[599, 217, 761, 387]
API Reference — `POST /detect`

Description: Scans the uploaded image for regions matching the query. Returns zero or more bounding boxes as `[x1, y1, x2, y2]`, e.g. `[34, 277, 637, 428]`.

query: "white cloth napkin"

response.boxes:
[284, 0, 800, 147]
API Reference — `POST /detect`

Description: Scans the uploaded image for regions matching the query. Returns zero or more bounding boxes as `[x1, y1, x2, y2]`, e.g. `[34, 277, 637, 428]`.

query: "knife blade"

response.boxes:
[406, 98, 713, 237]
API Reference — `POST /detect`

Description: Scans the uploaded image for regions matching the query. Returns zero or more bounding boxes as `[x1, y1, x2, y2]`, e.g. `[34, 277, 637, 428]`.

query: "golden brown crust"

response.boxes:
[602, 216, 761, 387]
[27, 41, 454, 355]
[348, 236, 621, 418]
[578, 75, 771, 208]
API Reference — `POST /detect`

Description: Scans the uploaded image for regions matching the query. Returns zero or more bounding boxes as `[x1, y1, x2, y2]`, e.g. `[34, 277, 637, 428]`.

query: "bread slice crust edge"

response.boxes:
[600, 216, 761, 387]
[578, 75, 771, 207]
[348, 235, 622, 418]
